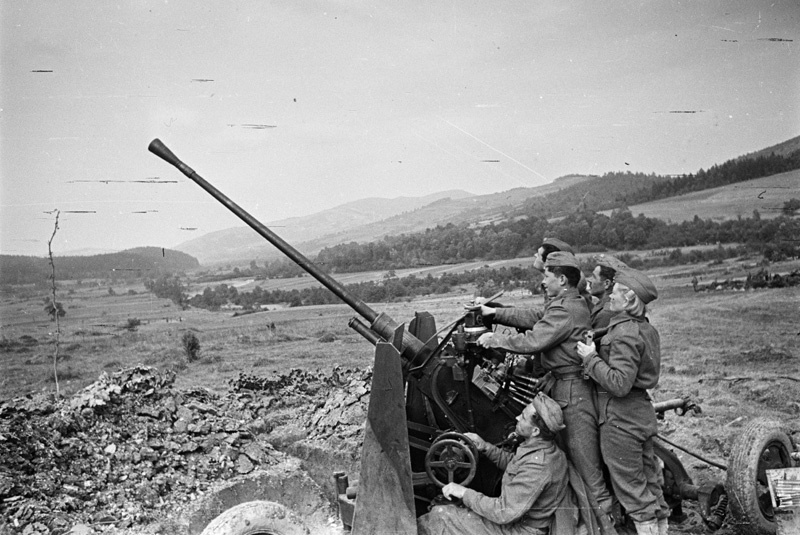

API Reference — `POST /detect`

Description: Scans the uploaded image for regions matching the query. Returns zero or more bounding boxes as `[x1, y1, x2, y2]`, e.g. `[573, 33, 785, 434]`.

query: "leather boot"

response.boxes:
[657, 518, 669, 535]
[634, 520, 659, 535]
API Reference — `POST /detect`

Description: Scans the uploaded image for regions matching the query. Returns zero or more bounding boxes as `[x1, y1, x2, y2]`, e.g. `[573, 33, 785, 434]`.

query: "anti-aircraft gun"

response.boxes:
[149, 139, 798, 535]
[148, 139, 539, 530]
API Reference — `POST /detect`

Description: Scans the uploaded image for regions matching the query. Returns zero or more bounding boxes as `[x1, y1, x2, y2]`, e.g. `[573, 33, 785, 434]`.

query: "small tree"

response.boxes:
[182, 332, 200, 361]
[782, 198, 800, 216]
[46, 210, 62, 397]
[44, 300, 66, 321]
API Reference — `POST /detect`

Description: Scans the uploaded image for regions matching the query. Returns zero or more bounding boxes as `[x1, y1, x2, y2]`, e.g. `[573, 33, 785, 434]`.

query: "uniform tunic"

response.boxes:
[582, 312, 669, 523]
[417, 437, 569, 535]
[590, 294, 615, 332]
[483, 289, 612, 515]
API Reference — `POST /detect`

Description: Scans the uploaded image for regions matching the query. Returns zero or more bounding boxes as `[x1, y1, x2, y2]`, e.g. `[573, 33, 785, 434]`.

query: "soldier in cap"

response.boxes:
[474, 252, 616, 534]
[577, 268, 670, 535]
[417, 394, 582, 535]
[532, 237, 574, 272]
[588, 254, 628, 331]
[470, 238, 591, 341]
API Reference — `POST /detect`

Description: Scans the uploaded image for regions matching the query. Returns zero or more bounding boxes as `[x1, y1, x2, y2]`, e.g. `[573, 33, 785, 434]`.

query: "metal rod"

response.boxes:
[349, 317, 383, 346]
[655, 434, 727, 470]
[148, 139, 379, 323]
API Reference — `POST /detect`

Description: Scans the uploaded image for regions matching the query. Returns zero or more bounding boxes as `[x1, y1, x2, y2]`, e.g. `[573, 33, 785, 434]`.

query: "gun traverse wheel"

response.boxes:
[425, 433, 478, 487]
[199, 500, 309, 535]
[726, 418, 795, 535]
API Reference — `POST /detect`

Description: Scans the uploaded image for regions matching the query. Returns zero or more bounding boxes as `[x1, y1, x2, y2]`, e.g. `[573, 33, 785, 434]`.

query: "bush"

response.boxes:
[182, 332, 200, 361]
[125, 318, 142, 331]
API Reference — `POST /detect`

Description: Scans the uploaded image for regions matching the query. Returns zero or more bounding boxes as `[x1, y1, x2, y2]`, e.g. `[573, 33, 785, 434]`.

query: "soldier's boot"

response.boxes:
[633, 520, 659, 535]
[657, 518, 669, 535]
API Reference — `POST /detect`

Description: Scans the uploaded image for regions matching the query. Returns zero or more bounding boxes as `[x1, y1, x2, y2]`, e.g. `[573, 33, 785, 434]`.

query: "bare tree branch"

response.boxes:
[47, 210, 61, 397]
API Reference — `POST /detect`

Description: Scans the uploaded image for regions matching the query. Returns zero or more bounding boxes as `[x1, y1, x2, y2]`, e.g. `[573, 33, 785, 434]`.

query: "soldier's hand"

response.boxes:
[462, 432, 486, 452]
[442, 482, 467, 500]
[576, 341, 596, 364]
[476, 332, 494, 347]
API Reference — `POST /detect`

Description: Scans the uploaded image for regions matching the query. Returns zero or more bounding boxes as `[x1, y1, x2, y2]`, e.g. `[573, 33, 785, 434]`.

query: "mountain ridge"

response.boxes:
[81, 135, 800, 266]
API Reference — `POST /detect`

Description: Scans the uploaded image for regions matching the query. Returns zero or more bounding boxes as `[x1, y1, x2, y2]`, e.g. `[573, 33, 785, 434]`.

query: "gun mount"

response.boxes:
[148, 138, 540, 518]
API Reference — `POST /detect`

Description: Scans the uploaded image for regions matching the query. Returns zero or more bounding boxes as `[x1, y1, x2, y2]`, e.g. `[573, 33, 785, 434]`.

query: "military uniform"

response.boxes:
[590, 294, 615, 332]
[417, 437, 570, 535]
[583, 312, 669, 524]
[483, 288, 613, 518]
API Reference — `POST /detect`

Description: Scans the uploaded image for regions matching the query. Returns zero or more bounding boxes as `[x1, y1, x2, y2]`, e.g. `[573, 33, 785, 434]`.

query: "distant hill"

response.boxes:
[174, 190, 476, 264]
[173, 135, 800, 267]
[0, 247, 199, 285]
[174, 176, 594, 265]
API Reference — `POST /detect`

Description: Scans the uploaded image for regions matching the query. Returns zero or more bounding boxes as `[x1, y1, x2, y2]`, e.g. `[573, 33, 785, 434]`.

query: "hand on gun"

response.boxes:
[462, 432, 487, 453]
[441, 482, 467, 501]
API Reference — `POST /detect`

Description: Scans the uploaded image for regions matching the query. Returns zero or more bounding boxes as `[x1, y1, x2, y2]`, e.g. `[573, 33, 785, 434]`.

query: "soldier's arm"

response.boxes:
[461, 452, 549, 524]
[584, 322, 641, 396]
[483, 304, 571, 354]
[493, 306, 544, 330]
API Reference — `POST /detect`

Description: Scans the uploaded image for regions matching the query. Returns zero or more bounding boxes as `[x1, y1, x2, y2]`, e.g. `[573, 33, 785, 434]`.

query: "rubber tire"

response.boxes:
[199, 501, 309, 535]
[726, 418, 795, 535]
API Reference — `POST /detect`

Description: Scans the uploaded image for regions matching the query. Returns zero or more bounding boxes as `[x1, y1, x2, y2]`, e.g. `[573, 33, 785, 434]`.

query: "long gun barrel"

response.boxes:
[148, 139, 426, 361]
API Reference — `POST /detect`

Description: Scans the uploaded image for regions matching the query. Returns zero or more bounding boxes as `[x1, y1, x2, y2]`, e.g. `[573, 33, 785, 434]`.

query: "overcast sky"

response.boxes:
[1, 0, 798, 257]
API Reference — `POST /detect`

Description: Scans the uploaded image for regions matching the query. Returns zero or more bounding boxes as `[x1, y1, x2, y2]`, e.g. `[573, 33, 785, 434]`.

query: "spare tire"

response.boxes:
[199, 500, 309, 535]
[726, 418, 795, 535]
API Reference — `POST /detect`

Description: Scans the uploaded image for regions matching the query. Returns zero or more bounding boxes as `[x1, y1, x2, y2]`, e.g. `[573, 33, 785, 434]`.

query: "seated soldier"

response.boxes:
[417, 393, 590, 535]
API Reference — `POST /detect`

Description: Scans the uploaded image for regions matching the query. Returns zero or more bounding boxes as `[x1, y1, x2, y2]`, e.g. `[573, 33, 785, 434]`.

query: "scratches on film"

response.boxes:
[437, 117, 548, 181]
[227, 124, 277, 129]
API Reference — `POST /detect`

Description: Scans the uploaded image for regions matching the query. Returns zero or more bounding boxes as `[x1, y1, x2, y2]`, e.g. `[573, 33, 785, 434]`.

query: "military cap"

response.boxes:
[544, 251, 580, 270]
[532, 393, 565, 433]
[614, 268, 658, 304]
[593, 253, 628, 271]
[541, 237, 573, 254]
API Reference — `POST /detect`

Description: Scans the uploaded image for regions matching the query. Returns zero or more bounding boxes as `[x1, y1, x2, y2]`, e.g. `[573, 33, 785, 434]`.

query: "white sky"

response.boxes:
[1, 0, 798, 257]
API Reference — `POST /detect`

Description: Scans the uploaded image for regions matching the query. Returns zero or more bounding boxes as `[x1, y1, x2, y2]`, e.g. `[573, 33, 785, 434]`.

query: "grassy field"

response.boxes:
[603, 169, 800, 222]
[1, 256, 799, 534]
[2, 256, 798, 404]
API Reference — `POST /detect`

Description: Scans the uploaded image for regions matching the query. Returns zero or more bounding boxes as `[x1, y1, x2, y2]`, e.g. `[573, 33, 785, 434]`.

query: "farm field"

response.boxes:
[1, 256, 799, 534]
[604, 169, 800, 223]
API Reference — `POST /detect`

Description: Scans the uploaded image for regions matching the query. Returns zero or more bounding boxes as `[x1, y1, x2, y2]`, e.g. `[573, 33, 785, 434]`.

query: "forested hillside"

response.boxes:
[513, 148, 800, 219]
[0, 247, 199, 286]
[314, 209, 799, 273]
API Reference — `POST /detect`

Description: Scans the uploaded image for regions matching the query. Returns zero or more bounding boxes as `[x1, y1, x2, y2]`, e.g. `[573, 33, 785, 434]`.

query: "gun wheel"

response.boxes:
[425, 434, 478, 488]
[726, 418, 795, 535]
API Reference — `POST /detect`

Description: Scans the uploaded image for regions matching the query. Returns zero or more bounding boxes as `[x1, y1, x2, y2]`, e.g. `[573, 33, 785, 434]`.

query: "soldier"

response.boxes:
[475, 252, 616, 534]
[533, 237, 574, 272]
[577, 268, 670, 535]
[417, 393, 588, 535]
[588, 253, 628, 331]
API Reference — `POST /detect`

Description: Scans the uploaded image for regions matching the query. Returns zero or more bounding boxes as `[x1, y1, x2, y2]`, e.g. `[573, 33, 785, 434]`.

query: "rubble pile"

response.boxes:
[1, 365, 373, 534]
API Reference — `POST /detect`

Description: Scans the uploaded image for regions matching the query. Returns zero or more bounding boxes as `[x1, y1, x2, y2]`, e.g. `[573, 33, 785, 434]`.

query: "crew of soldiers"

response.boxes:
[431, 239, 668, 535]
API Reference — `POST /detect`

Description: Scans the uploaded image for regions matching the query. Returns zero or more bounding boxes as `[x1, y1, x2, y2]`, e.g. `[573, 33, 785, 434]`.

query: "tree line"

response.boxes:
[314, 209, 799, 273]
[180, 241, 760, 311]
[0, 247, 199, 286]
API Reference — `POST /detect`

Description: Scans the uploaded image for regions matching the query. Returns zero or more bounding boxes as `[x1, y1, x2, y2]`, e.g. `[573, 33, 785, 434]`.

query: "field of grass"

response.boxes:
[607, 169, 800, 222]
[2, 256, 799, 534]
[2, 256, 798, 405]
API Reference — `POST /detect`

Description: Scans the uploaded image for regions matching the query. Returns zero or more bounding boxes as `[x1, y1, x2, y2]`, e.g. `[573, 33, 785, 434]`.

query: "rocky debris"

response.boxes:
[1, 365, 373, 534]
